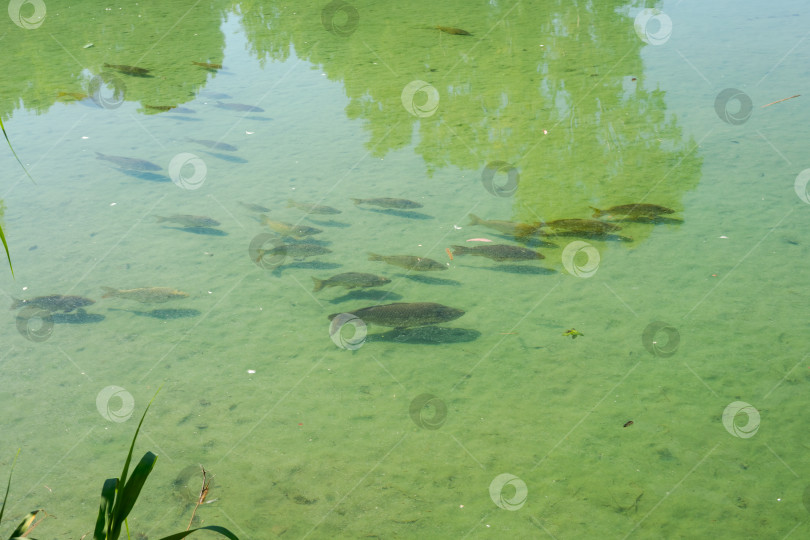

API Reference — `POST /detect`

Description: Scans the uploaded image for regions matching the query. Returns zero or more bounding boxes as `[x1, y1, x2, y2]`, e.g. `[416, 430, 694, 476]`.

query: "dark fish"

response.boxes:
[192, 61, 222, 69]
[255, 244, 331, 261]
[590, 204, 675, 219]
[351, 198, 423, 209]
[185, 138, 238, 152]
[11, 295, 94, 313]
[312, 272, 391, 292]
[467, 214, 540, 237]
[543, 219, 621, 234]
[368, 253, 447, 271]
[155, 214, 220, 228]
[287, 200, 342, 215]
[239, 201, 270, 213]
[451, 244, 544, 261]
[260, 216, 321, 238]
[96, 152, 162, 172]
[103, 63, 151, 76]
[436, 26, 472, 35]
[328, 302, 464, 328]
[214, 101, 264, 112]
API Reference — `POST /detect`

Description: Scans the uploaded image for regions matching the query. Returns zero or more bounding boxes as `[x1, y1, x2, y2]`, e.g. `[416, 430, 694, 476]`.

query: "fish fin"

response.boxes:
[10, 297, 22, 310]
[312, 277, 324, 292]
[467, 213, 482, 225]
[450, 245, 467, 256]
[350, 198, 362, 205]
[589, 206, 603, 218]
[327, 312, 337, 321]
[100, 286, 117, 298]
[368, 252, 382, 261]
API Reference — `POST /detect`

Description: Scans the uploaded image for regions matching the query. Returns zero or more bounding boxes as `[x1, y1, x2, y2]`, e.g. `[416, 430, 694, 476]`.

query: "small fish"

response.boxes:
[155, 214, 220, 228]
[287, 200, 342, 215]
[260, 216, 322, 238]
[543, 219, 621, 234]
[351, 198, 423, 209]
[435, 25, 472, 35]
[185, 138, 238, 152]
[239, 202, 270, 213]
[312, 272, 391, 292]
[101, 286, 188, 303]
[623, 420, 634, 428]
[255, 244, 331, 261]
[590, 204, 675, 219]
[467, 214, 540, 237]
[450, 244, 544, 262]
[214, 101, 265, 113]
[328, 302, 464, 328]
[368, 253, 447, 271]
[95, 152, 162, 172]
[192, 61, 223, 69]
[11, 295, 94, 313]
[103, 63, 151, 76]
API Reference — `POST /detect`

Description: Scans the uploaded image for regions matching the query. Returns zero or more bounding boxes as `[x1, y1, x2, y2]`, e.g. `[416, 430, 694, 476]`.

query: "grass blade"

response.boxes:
[157, 525, 240, 540]
[0, 116, 34, 184]
[9, 509, 38, 537]
[0, 222, 13, 278]
[93, 478, 117, 540]
[0, 449, 21, 525]
[111, 451, 157, 536]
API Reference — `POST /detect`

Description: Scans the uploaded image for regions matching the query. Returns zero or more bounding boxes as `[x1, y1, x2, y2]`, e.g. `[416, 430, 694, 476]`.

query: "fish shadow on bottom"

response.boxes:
[201, 150, 249, 164]
[306, 218, 351, 229]
[363, 208, 433, 220]
[401, 274, 461, 287]
[115, 169, 172, 182]
[108, 308, 201, 320]
[477, 264, 557, 275]
[271, 261, 342, 276]
[329, 289, 403, 304]
[163, 226, 228, 236]
[366, 326, 480, 345]
[49, 311, 105, 324]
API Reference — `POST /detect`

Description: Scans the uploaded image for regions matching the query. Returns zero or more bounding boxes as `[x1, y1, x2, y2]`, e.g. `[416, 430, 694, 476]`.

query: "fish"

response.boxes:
[103, 63, 151, 76]
[255, 243, 331, 262]
[101, 286, 189, 303]
[185, 138, 238, 152]
[10, 295, 94, 313]
[287, 200, 342, 215]
[590, 204, 675, 219]
[467, 214, 540, 237]
[192, 61, 222, 69]
[327, 302, 464, 328]
[95, 152, 162, 171]
[368, 253, 447, 271]
[155, 214, 221, 228]
[214, 101, 264, 112]
[239, 202, 270, 213]
[143, 104, 176, 111]
[312, 272, 391, 292]
[260, 216, 322, 238]
[450, 244, 544, 262]
[435, 26, 472, 35]
[351, 198, 423, 209]
[543, 219, 621, 234]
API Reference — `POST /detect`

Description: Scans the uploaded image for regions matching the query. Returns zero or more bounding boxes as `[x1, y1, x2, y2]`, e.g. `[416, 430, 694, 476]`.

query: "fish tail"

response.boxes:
[154, 215, 167, 223]
[10, 298, 22, 310]
[312, 277, 325, 292]
[589, 206, 603, 218]
[467, 213, 482, 225]
[368, 252, 383, 261]
[350, 198, 362, 205]
[100, 286, 118, 298]
[450, 245, 468, 256]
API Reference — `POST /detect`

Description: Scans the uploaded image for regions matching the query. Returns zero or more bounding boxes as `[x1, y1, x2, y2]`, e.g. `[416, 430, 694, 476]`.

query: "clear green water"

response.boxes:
[1, 0, 810, 538]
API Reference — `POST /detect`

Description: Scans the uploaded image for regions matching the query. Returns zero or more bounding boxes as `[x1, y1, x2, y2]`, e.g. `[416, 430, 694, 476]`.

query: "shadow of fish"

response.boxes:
[163, 226, 227, 236]
[476, 264, 557, 275]
[214, 101, 264, 112]
[329, 289, 403, 304]
[367, 326, 481, 345]
[112, 308, 202, 320]
[11, 295, 94, 313]
[96, 152, 161, 171]
[114, 168, 171, 182]
[328, 302, 464, 328]
[50, 311, 105, 324]
[365, 208, 434, 220]
[304, 218, 351, 228]
[401, 274, 462, 286]
[201, 151, 249, 163]
[186, 138, 237, 152]
[272, 261, 342, 276]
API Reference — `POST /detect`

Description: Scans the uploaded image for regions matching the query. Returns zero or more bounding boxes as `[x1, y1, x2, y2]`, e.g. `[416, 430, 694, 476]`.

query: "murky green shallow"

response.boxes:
[1, 0, 809, 538]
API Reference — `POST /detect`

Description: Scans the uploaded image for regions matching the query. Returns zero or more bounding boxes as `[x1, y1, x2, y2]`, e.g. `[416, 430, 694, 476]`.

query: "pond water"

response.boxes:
[1, 0, 809, 538]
